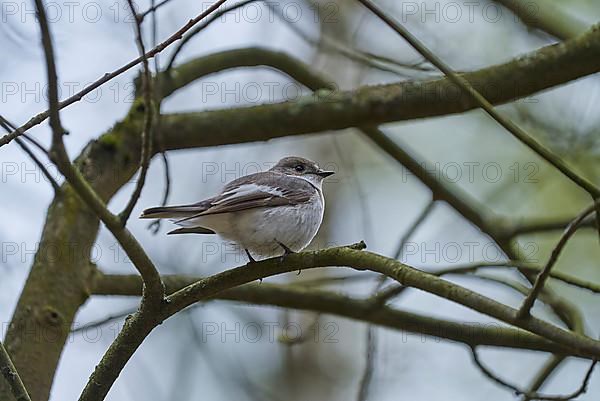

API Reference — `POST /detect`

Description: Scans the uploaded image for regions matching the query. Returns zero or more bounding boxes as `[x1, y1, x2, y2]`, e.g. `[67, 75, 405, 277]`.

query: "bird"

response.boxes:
[140, 156, 335, 262]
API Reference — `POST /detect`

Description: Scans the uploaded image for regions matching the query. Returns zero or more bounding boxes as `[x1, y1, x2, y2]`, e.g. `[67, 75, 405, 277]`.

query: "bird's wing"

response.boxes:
[174, 172, 313, 224]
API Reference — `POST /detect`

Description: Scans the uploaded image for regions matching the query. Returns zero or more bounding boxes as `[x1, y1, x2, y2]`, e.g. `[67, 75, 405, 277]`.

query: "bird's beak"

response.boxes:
[316, 170, 335, 178]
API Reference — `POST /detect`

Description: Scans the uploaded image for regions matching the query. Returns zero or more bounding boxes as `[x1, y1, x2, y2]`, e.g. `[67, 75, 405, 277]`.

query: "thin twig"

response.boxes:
[33, 0, 165, 304]
[14, 138, 61, 194]
[594, 198, 600, 246]
[503, 216, 597, 239]
[470, 347, 596, 401]
[146, 0, 172, 234]
[439, 262, 600, 294]
[0, 116, 49, 156]
[355, 0, 600, 201]
[0, 341, 31, 401]
[72, 308, 137, 334]
[166, 0, 261, 71]
[521, 356, 566, 401]
[0, 117, 61, 193]
[138, 0, 175, 21]
[0, 0, 230, 148]
[459, 273, 585, 333]
[356, 324, 377, 401]
[394, 200, 436, 260]
[165, 0, 433, 76]
[264, 1, 434, 76]
[375, 257, 600, 306]
[357, 200, 435, 401]
[517, 204, 597, 319]
[119, 0, 155, 224]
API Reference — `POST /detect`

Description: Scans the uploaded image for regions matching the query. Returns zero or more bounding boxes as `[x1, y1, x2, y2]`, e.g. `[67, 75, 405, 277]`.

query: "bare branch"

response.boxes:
[164, 246, 600, 357]
[470, 347, 596, 401]
[517, 204, 597, 319]
[375, 259, 600, 308]
[119, 0, 155, 224]
[394, 200, 436, 259]
[81, 242, 600, 401]
[441, 262, 600, 295]
[33, 0, 164, 305]
[460, 273, 585, 334]
[72, 308, 138, 335]
[146, 152, 172, 234]
[500, 216, 598, 239]
[138, 0, 176, 21]
[0, 0, 230, 148]
[157, 24, 600, 156]
[357, 199, 436, 401]
[166, 0, 258, 70]
[91, 272, 579, 355]
[165, 0, 432, 77]
[356, 323, 377, 401]
[521, 356, 566, 401]
[0, 117, 60, 194]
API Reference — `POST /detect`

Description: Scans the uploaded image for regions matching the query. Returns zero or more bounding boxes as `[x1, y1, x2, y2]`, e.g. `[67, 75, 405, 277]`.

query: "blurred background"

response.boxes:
[1, 0, 600, 399]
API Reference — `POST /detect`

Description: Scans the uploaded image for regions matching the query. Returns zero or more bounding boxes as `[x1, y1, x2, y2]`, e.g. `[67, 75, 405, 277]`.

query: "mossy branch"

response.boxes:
[92, 272, 586, 356]
[80, 243, 600, 401]
[156, 24, 600, 154]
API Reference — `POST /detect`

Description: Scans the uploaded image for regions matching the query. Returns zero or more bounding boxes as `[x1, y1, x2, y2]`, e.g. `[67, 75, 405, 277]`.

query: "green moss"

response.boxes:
[98, 98, 146, 151]
[98, 131, 120, 150]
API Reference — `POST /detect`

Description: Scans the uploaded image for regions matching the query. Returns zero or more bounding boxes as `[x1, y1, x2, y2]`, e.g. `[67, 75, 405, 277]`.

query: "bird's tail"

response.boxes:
[141, 201, 215, 235]
[140, 203, 208, 219]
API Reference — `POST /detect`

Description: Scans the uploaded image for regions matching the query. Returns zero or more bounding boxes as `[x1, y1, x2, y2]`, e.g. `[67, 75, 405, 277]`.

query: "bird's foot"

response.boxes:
[245, 249, 262, 282]
[275, 240, 295, 263]
[275, 239, 300, 274]
[275, 239, 295, 256]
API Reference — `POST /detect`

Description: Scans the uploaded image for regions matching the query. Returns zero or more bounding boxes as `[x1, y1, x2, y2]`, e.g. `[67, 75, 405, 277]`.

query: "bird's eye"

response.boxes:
[294, 164, 305, 172]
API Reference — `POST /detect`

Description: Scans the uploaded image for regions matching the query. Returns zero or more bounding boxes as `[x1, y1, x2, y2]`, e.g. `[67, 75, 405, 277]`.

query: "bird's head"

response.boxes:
[270, 156, 335, 185]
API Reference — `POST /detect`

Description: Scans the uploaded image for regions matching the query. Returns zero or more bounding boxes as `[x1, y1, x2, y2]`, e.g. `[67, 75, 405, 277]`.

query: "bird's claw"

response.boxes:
[245, 249, 257, 264]
[275, 239, 294, 256]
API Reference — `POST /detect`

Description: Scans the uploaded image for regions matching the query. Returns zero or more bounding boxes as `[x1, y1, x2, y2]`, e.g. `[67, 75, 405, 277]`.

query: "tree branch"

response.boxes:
[91, 272, 575, 354]
[499, 216, 598, 239]
[470, 347, 596, 400]
[517, 204, 597, 319]
[81, 241, 600, 400]
[155, 24, 600, 154]
[0, 342, 31, 401]
[119, 0, 155, 224]
[521, 356, 566, 401]
[0, 117, 61, 194]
